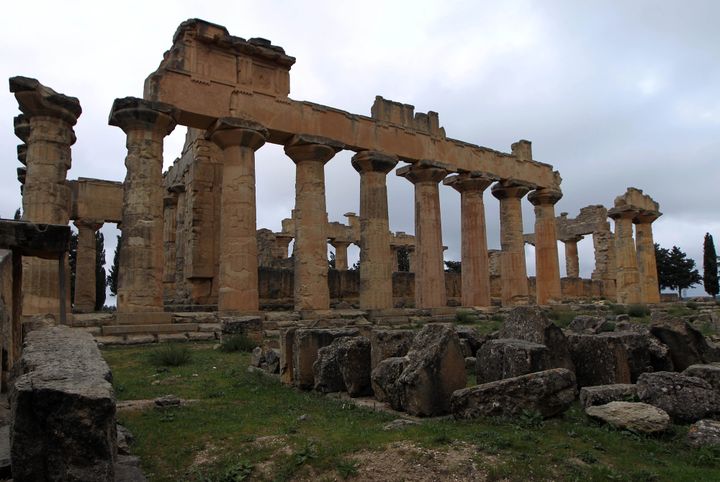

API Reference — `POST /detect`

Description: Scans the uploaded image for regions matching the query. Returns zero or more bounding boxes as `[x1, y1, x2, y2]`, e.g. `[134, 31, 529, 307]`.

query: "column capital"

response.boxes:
[10, 76, 81, 125]
[284, 134, 343, 164]
[528, 187, 563, 206]
[17, 144, 27, 165]
[14, 115, 30, 142]
[206, 117, 268, 150]
[633, 210, 662, 224]
[396, 162, 449, 184]
[443, 172, 494, 193]
[73, 219, 103, 231]
[351, 150, 398, 174]
[109, 97, 177, 136]
[561, 234, 584, 244]
[607, 207, 638, 221]
[491, 180, 531, 200]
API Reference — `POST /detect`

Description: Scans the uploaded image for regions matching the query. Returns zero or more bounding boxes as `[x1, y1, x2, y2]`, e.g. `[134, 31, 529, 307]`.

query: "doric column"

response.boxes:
[352, 151, 398, 310]
[397, 163, 448, 309]
[73, 220, 102, 313]
[563, 235, 583, 278]
[528, 187, 563, 305]
[608, 209, 641, 304]
[491, 181, 531, 306]
[109, 97, 177, 312]
[390, 246, 400, 272]
[274, 233, 293, 259]
[407, 246, 416, 273]
[444, 173, 493, 307]
[635, 212, 661, 304]
[10, 77, 81, 317]
[285, 135, 341, 311]
[207, 118, 268, 312]
[330, 241, 350, 270]
[163, 191, 179, 293]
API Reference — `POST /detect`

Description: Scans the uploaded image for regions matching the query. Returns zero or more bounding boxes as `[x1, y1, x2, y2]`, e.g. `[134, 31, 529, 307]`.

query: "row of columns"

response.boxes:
[109, 98, 565, 313]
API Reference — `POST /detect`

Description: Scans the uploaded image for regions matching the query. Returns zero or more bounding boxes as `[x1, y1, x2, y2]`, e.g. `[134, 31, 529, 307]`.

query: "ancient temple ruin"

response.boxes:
[7, 19, 663, 321]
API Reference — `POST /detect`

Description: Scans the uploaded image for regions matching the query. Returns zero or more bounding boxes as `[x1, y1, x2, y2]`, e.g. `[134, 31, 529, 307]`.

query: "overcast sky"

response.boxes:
[2, 0, 718, 297]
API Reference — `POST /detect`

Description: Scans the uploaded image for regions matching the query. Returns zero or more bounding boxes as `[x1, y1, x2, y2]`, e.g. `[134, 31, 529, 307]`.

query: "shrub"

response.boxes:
[149, 344, 191, 367]
[610, 304, 626, 315]
[219, 334, 256, 353]
[627, 304, 650, 318]
[685, 301, 699, 310]
[455, 310, 479, 324]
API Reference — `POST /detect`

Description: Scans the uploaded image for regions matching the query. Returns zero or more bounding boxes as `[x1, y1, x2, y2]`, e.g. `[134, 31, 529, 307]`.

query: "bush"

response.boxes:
[455, 310, 479, 324]
[149, 344, 191, 367]
[627, 304, 650, 318]
[685, 301, 699, 310]
[219, 334, 257, 353]
[610, 304, 627, 315]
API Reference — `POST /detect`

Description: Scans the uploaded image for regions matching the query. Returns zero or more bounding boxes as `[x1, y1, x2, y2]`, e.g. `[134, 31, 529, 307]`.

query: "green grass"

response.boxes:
[104, 343, 720, 481]
[547, 307, 577, 328]
[219, 334, 257, 353]
[148, 343, 192, 367]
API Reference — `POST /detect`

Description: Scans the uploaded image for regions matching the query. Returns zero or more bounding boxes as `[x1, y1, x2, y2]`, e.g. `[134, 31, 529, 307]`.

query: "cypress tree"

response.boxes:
[95, 231, 107, 310]
[703, 233, 719, 299]
[107, 235, 121, 296]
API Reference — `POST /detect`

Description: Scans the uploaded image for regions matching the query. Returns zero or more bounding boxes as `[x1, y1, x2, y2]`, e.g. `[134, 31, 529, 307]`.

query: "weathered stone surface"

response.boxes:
[396, 323, 466, 416]
[614, 321, 674, 372]
[499, 306, 574, 372]
[221, 315, 263, 343]
[456, 325, 487, 357]
[586, 401, 670, 434]
[11, 325, 116, 481]
[336, 336, 372, 397]
[371, 357, 407, 410]
[683, 364, 720, 392]
[293, 328, 359, 389]
[637, 372, 720, 423]
[117, 424, 134, 456]
[567, 315, 611, 334]
[251, 346, 280, 374]
[370, 329, 415, 369]
[313, 342, 345, 394]
[579, 384, 638, 408]
[687, 419, 720, 447]
[452, 368, 576, 419]
[649, 317, 720, 371]
[476, 338, 551, 384]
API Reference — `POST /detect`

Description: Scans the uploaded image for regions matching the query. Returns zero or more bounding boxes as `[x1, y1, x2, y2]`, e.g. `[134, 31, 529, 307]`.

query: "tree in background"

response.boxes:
[13, 208, 21, 220]
[655, 243, 702, 299]
[328, 251, 336, 269]
[397, 247, 410, 272]
[703, 233, 719, 299]
[444, 260, 461, 273]
[95, 231, 107, 310]
[107, 235, 121, 296]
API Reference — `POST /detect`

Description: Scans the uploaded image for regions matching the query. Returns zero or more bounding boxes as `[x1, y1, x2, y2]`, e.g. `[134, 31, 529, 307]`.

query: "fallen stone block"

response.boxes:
[293, 328, 359, 389]
[683, 364, 720, 392]
[650, 317, 720, 371]
[11, 325, 117, 481]
[586, 401, 670, 434]
[220, 315, 264, 344]
[451, 368, 576, 419]
[637, 371, 720, 423]
[687, 419, 720, 447]
[499, 306, 574, 372]
[371, 356, 407, 411]
[396, 323, 466, 416]
[336, 336, 372, 397]
[456, 325, 487, 357]
[370, 329, 415, 370]
[579, 384, 638, 408]
[476, 338, 551, 384]
[567, 315, 612, 334]
[313, 342, 346, 394]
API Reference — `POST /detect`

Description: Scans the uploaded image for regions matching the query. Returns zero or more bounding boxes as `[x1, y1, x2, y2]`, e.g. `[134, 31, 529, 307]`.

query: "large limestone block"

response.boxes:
[395, 323, 466, 416]
[452, 368, 576, 419]
[11, 326, 117, 481]
[579, 384, 638, 408]
[586, 401, 670, 434]
[369, 329, 415, 370]
[456, 325, 487, 358]
[336, 336, 372, 397]
[292, 328, 359, 389]
[637, 372, 720, 423]
[650, 317, 720, 371]
[687, 419, 720, 447]
[220, 315, 263, 344]
[371, 356, 407, 410]
[476, 338, 551, 384]
[313, 342, 345, 394]
[499, 306, 574, 372]
[567, 315, 612, 334]
[683, 364, 720, 392]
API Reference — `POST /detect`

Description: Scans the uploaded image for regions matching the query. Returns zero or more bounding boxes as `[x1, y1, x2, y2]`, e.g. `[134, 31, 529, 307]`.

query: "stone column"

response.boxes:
[285, 135, 341, 311]
[207, 118, 268, 312]
[609, 209, 641, 304]
[635, 212, 661, 304]
[10, 77, 81, 317]
[591, 225, 617, 298]
[73, 220, 102, 313]
[444, 173, 493, 307]
[491, 181, 531, 306]
[563, 235, 583, 278]
[397, 163, 448, 309]
[528, 187, 563, 305]
[163, 192, 178, 286]
[352, 151, 398, 310]
[330, 241, 351, 270]
[109, 97, 177, 312]
[390, 246, 400, 272]
[274, 234, 293, 259]
[407, 246, 416, 273]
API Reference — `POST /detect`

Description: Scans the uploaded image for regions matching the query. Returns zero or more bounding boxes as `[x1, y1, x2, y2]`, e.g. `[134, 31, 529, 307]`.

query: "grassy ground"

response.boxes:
[104, 343, 720, 482]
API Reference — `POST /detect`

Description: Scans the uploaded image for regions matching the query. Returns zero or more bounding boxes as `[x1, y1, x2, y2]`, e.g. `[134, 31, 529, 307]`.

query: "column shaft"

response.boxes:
[110, 98, 176, 312]
[331, 242, 350, 271]
[492, 182, 530, 306]
[564, 237, 581, 278]
[74, 221, 101, 312]
[397, 164, 447, 309]
[611, 212, 641, 304]
[353, 151, 398, 310]
[635, 218, 660, 303]
[529, 188, 563, 305]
